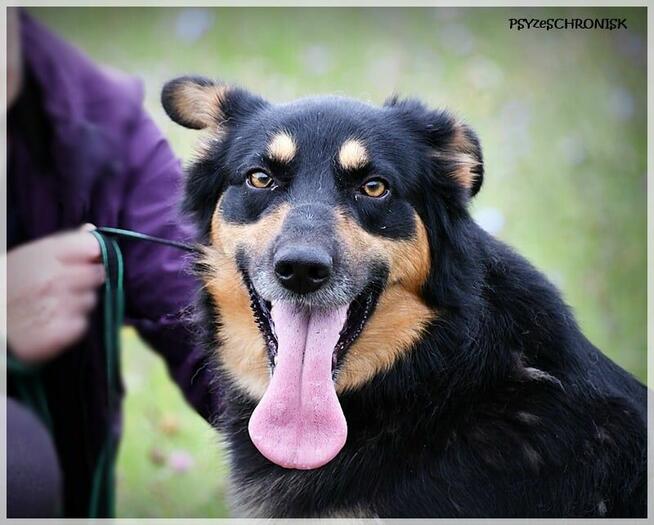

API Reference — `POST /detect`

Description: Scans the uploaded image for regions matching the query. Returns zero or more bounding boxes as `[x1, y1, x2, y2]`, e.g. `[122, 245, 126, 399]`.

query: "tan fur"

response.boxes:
[204, 197, 434, 397]
[203, 202, 290, 398]
[173, 81, 230, 130]
[336, 284, 434, 392]
[267, 132, 297, 163]
[202, 249, 269, 398]
[334, 211, 435, 391]
[338, 139, 369, 170]
[334, 211, 431, 294]
[432, 122, 481, 190]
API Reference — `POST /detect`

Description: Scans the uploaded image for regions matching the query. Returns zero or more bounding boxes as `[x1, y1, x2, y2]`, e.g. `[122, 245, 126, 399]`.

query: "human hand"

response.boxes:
[7, 225, 105, 364]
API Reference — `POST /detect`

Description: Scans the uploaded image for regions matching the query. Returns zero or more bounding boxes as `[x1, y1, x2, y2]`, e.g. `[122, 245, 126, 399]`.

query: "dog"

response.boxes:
[161, 76, 647, 518]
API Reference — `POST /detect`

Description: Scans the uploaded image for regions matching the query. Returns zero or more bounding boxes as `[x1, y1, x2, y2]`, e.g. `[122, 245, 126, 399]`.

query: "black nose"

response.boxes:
[274, 245, 333, 294]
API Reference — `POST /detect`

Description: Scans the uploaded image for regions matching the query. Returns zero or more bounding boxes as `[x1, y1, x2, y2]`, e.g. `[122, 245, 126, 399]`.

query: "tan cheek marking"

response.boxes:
[201, 247, 270, 399]
[267, 132, 297, 164]
[335, 211, 431, 294]
[203, 202, 290, 399]
[174, 82, 230, 130]
[336, 285, 434, 392]
[334, 212, 435, 391]
[338, 139, 369, 171]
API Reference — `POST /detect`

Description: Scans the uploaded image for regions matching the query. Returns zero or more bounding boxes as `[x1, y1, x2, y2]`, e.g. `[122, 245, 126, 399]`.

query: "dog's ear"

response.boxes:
[161, 76, 267, 130]
[432, 117, 483, 197]
[385, 97, 484, 197]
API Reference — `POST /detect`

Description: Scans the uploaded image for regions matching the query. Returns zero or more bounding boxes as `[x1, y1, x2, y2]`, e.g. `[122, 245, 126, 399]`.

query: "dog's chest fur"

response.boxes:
[215, 355, 646, 519]
[218, 364, 492, 518]
[218, 377, 426, 518]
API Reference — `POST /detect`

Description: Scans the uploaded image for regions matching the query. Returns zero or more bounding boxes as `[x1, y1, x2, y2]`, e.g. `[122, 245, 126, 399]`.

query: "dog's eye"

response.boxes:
[360, 178, 388, 198]
[247, 171, 273, 189]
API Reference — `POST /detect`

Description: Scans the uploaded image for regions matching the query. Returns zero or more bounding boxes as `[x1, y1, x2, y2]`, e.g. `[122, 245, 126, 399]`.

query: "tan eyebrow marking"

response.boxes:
[266, 132, 297, 163]
[338, 139, 369, 171]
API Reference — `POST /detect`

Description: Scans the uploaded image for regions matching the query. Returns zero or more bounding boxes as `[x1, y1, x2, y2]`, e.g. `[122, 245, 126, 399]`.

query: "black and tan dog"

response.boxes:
[161, 76, 646, 518]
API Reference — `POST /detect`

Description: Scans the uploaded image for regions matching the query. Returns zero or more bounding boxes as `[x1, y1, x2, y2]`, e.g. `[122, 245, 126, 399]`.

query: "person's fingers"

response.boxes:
[56, 231, 101, 263]
[79, 223, 97, 232]
[64, 263, 106, 290]
[49, 315, 89, 352]
[72, 291, 98, 313]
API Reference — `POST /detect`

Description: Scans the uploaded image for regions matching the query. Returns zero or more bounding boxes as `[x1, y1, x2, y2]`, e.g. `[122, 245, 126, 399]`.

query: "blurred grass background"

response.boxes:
[29, 6, 647, 518]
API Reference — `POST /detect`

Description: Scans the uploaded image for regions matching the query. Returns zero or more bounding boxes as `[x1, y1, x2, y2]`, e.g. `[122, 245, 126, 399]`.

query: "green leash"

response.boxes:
[96, 227, 196, 253]
[8, 227, 195, 517]
[84, 228, 195, 516]
[8, 230, 125, 518]
[87, 230, 125, 518]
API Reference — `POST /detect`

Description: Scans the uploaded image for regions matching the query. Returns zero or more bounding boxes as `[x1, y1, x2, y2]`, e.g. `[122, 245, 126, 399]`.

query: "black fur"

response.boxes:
[166, 78, 647, 518]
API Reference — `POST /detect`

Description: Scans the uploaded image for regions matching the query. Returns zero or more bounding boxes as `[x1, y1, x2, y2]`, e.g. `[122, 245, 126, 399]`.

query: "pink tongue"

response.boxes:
[248, 302, 348, 470]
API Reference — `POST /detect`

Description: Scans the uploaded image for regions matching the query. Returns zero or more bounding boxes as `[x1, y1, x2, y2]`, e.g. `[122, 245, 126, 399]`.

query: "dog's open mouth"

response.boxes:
[242, 273, 381, 470]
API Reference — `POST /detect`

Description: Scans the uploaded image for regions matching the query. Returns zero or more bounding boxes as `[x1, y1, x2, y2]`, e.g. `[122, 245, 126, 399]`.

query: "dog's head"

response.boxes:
[162, 76, 483, 470]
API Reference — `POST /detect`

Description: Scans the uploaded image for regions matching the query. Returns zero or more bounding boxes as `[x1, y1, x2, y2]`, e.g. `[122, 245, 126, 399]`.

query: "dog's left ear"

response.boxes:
[161, 75, 267, 131]
[434, 118, 484, 197]
[385, 98, 484, 197]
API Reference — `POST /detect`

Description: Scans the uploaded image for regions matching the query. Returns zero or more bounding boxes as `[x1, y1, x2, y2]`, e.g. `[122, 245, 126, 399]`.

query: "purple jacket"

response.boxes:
[8, 12, 221, 516]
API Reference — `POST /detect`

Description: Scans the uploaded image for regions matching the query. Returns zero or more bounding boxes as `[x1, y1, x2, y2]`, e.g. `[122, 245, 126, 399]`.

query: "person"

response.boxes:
[5, 8, 221, 517]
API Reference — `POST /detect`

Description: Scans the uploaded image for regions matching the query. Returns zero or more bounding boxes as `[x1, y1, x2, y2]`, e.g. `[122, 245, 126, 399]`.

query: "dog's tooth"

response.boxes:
[274, 355, 279, 366]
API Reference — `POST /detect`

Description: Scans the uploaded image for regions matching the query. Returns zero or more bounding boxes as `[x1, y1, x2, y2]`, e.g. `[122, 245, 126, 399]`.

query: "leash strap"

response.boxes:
[86, 228, 196, 516]
[96, 227, 197, 253]
[87, 230, 125, 518]
[8, 227, 192, 517]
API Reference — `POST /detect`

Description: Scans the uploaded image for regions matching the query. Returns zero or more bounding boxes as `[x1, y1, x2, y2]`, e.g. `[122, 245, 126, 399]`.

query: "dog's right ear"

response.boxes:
[161, 76, 267, 130]
[384, 97, 483, 198]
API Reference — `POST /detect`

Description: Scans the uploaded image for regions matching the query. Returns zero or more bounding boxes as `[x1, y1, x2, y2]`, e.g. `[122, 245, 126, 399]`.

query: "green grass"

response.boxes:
[116, 328, 229, 517]
[29, 7, 646, 517]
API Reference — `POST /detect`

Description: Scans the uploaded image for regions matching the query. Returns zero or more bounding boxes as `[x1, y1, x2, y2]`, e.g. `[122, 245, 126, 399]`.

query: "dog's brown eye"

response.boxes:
[247, 171, 273, 189]
[360, 179, 388, 198]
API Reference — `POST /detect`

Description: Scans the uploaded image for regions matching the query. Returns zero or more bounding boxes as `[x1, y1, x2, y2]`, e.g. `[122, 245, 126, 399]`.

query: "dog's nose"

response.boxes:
[274, 245, 332, 294]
